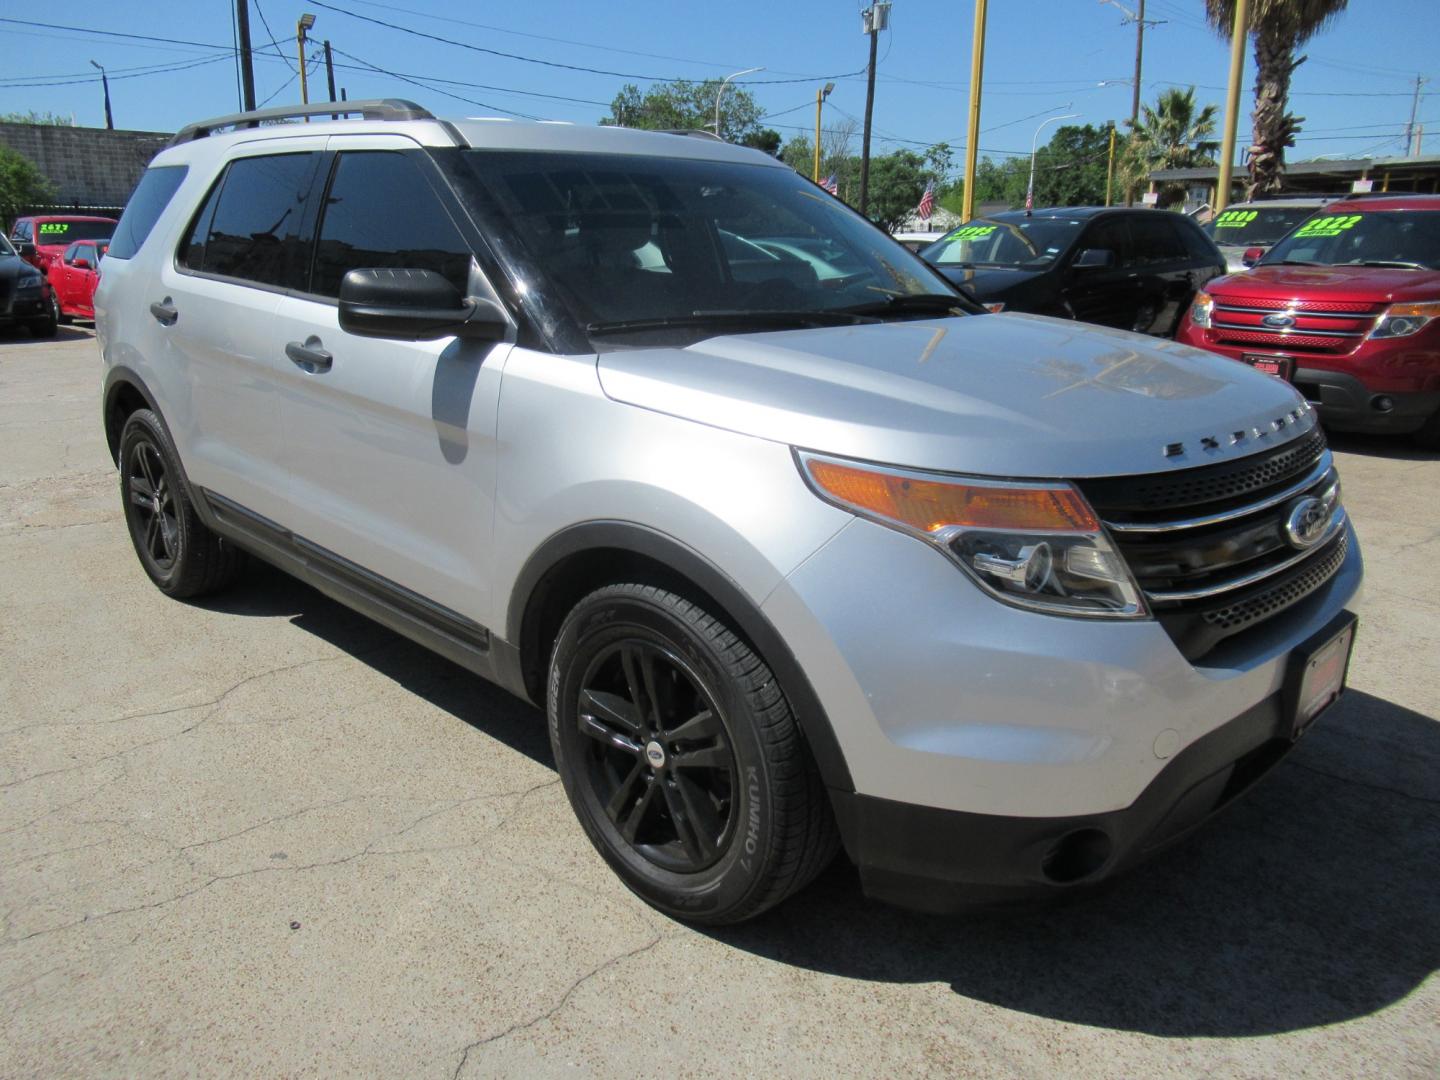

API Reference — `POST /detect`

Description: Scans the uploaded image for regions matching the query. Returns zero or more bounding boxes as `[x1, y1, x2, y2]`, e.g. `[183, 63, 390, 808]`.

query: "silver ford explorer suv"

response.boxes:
[96, 101, 1362, 924]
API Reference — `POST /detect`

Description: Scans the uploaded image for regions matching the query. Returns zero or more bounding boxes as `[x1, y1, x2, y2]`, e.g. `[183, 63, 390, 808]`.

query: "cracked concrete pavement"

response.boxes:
[2, 330, 1437, 1077]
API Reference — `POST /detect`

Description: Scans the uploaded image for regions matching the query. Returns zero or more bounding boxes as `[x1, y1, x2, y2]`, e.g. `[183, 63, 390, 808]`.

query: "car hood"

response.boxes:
[1209, 264, 1440, 303]
[936, 266, 1048, 299]
[596, 313, 1312, 479]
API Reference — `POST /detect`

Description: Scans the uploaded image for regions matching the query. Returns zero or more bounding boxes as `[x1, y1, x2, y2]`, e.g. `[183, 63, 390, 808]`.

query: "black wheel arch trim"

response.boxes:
[508, 519, 855, 793]
[103, 365, 169, 466]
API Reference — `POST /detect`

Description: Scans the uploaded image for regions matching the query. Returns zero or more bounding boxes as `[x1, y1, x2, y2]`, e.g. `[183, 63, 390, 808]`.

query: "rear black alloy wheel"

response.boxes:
[549, 584, 839, 924]
[117, 408, 244, 598]
[125, 438, 181, 573]
[575, 639, 737, 873]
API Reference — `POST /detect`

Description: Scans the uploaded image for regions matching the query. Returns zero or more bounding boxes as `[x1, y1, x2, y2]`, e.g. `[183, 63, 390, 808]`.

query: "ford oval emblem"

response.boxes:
[1262, 312, 1296, 329]
[1284, 496, 1332, 549]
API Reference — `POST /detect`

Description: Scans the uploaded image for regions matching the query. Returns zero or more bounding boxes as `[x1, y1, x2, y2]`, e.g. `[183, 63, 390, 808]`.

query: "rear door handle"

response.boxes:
[285, 337, 333, 372]
[149, 298, 178, 325]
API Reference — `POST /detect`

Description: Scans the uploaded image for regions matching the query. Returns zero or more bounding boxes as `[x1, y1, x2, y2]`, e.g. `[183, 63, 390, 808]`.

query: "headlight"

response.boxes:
[796, 451, 1147, 619]
[1368, 300, 1440, 340]
[18, 270, 42, 288]
[1189, 290, 1214, 329]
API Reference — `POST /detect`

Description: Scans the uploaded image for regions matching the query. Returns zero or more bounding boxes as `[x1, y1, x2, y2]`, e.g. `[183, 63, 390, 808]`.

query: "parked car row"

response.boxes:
[4, 214, 117, 331]
[912, 194, 1440, 447]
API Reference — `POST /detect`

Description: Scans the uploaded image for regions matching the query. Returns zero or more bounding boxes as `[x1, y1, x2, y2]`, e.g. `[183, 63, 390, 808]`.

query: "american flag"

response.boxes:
[917, 180, 935, 221]
[822, 173, 839, 196]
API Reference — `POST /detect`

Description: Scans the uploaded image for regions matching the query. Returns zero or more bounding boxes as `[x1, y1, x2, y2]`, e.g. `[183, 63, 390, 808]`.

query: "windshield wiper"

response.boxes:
[1350, 260, 1426, 269]
[587, 309, 878, 336]
[838, 293, 974, 317]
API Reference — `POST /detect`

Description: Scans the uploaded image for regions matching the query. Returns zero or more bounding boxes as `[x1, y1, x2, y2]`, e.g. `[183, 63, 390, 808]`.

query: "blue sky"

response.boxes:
[1, 0, 1434, 168]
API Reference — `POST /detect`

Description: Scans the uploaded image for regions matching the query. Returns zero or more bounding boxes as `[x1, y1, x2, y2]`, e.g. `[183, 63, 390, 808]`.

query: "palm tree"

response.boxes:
[1123, 87, 1219, 207]
[1204, 0, 1348, 197]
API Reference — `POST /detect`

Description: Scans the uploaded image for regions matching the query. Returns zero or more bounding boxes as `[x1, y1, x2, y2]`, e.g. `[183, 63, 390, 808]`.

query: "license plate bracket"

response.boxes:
[1243, 353, 1294, 381]
[1282, 612, 1357, 739]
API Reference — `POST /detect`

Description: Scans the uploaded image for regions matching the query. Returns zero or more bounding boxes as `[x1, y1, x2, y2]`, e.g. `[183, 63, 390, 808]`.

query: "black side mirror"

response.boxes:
[1072, 248, 1117, 270]
[15, 240, 36, 259]
[338, 268, 508, 342]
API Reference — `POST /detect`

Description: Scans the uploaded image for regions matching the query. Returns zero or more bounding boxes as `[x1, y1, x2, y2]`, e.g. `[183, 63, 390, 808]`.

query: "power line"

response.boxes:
[330, 47, 539, 119]
[304, 1, 862, 85]
[0, 54, 233, 89]
[251, 0, 298, 74]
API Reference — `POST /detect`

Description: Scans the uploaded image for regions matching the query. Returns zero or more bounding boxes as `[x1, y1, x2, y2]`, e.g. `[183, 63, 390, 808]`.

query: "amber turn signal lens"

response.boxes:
[804, 458, 1099, 534]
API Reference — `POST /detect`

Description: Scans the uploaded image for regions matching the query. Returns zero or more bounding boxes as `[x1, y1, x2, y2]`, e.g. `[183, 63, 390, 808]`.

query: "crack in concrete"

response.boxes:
[449, 931, 667, 1079]
[1290, 761, 1439, 806]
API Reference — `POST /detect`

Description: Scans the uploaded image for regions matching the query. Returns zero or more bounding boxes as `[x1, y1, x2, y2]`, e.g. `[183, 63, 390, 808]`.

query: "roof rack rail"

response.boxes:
[170, 99, 434, 146]
[653, 128, 726, 142]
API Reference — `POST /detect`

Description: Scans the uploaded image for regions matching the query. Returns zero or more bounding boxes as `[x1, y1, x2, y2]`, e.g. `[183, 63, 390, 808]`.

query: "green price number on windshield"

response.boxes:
[1294, 214, 1362, 238]
[947, 225, 996, 242]
[1214, 210, 1257, 229]
[39, 223, 69, 235]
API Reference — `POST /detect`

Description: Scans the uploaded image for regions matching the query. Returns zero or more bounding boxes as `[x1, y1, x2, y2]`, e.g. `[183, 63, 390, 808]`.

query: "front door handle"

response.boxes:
[149, 298, 178, 325]
[285, 337, 333, 372]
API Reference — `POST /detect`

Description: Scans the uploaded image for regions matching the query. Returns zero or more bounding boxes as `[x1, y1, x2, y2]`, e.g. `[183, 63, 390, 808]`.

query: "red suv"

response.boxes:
[9, 214, 118, 277]
[1178, 195, 1440, 446]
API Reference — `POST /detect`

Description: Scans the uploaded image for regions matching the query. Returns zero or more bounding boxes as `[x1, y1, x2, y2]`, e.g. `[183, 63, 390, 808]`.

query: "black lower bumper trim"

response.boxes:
[1294, 367, 1440, 435]
[831, 676, 1328, 913]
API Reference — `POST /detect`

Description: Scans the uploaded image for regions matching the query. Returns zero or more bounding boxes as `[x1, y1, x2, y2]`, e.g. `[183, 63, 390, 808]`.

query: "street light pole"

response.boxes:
[297, 13, 316, 106]
[813, 82, 834, 182]
[89, 60, 113, 129]
[1026, 111, 1079, 212]
[714, 67, 763, 139]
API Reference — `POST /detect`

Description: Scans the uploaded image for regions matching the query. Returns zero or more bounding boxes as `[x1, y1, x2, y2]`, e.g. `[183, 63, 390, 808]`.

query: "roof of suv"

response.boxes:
[1320, 194, 1440, 214]
[987, 207, 1166, 220]
[158, 99, 784, 171]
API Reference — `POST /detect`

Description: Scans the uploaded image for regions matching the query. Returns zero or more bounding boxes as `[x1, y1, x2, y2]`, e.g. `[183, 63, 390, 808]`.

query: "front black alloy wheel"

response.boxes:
[549, 584, 839, 924]
[575, 639, 737, 873]
[117, 408, 244, 598]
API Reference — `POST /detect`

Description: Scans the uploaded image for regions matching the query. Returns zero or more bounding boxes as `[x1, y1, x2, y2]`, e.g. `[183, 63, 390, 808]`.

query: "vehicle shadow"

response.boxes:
[1327, 428, 1439, 462]
[0, 324, 95, 344]
[712, 686, 1439, 1037]
[196, 561, 1438, 1037]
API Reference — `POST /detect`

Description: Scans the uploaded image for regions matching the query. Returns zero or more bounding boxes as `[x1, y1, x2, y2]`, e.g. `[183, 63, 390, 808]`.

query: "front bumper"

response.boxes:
[1291, 367, 1440, 434]
[762, 513, 1362, 910]
[0, 288, 47, 324]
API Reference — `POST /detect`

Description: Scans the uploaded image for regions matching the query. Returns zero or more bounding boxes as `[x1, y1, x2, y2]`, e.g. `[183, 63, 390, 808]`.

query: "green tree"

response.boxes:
[864, 148, 952, 231]
[742, 128, 782, 156]
[0, 146, 54, 224]
[1031, 125, 1113, 208]
[1204, 0, 1348, 197]
[1123, 87, 1219, 207]
[602, 80, 766, 144]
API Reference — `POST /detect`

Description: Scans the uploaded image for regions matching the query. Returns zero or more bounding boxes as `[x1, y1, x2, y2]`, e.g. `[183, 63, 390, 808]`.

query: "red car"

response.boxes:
[9, 214, 118, 277]
[49, 238, 109, 322]
[1178, 194, 1440, 447]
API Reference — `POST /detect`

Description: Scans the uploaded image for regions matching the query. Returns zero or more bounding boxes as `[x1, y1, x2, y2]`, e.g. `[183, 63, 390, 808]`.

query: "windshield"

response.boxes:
[1261, 209, 1440, 269]
[35, 220, 115, 246]
[920, 217, 1082, 269]
[452, 150, 964, 345]
[1206, 206, 1318, 246]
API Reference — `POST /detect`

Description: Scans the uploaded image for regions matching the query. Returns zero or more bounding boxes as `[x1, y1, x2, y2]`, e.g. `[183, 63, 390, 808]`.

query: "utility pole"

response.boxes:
[324, 40, 337, 114]
[858, 2, 889, 216]
[235, 0, 256, 111]
[1404, 75, 1429, 156]
[1215, 0, 1248, 213]
[1104, 123, 1117, 206]
[960, 0, 988, 223]
[1100, 0, 1164, 203]
[89, 61, 113, 129]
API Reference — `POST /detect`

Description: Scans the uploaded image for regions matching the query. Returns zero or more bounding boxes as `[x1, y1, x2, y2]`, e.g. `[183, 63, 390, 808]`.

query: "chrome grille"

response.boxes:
[1207, 294, 1382, 354]
[1076, 429, 1348, 661]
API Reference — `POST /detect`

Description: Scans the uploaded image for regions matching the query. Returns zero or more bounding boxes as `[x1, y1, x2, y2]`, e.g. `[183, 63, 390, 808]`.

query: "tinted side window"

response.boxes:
[107, 164, 188, 260]
[63, 242, 82, 263]
[1129, 216, 1188, 265]
[311, 151, 472, 298]
[1176, 218, 1221, 261]
[189, 153, 319, 288]
[12, 220, 33, 242]
[1079, 218, 1132, 266]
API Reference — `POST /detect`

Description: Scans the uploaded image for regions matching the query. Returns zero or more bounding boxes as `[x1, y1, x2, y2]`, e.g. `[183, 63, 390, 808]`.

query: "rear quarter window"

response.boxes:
[107, 165, 189, 260]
